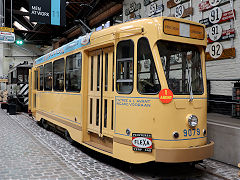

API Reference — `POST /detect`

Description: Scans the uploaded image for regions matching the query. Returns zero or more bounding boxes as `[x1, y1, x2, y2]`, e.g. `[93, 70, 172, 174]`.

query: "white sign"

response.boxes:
[174, 0, 182, 4]
[209, 42, 223, 58]
[175, 4, 184, 18]
[209, 24, 222, 41]
[209, 7, 222, 24]
[209, 0, 221, 7]
[132, 137, 152, 148]
[0, 31, 15, 43]
[81, 33, 91, 45]
[148, 3, 157, 16]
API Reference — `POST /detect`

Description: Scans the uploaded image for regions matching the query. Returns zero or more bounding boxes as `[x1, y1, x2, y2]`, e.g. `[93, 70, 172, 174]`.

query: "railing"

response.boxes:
[207, 79, 240, 118]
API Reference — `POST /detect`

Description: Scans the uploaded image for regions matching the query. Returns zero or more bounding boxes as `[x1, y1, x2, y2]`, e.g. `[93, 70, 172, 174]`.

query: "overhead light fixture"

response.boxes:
[20, 7, 28, 13]
[13, 21, 28, 31]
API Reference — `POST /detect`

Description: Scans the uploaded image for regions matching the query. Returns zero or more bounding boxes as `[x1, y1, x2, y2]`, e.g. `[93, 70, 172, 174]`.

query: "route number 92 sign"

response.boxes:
[209, 42, 223, 59]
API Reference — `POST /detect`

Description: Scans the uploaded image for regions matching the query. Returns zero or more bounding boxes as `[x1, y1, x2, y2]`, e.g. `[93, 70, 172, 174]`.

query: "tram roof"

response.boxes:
[35, 17, 206, 66]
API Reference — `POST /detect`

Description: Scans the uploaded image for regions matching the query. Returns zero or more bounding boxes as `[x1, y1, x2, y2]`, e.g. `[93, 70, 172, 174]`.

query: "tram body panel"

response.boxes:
[30, 16, 213, 164]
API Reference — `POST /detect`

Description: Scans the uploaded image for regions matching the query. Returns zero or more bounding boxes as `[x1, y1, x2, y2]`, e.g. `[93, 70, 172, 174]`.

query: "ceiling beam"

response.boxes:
[89, 3, 122, 27]
[15, 29, 51, 34]
[6, 9, 29, 16]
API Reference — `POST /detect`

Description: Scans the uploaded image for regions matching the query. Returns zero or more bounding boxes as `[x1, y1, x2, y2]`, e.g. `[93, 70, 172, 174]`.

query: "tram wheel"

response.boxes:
[41, 119, 49, 130]
[65, 130, 73, 144]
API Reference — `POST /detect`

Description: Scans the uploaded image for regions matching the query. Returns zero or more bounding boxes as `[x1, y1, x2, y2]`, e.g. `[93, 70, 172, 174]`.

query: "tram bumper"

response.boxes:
[155, 141, 214, 163]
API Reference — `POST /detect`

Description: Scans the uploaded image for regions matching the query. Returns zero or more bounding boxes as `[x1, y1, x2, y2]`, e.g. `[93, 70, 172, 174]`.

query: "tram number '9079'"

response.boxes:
[183, 128, 200, 137]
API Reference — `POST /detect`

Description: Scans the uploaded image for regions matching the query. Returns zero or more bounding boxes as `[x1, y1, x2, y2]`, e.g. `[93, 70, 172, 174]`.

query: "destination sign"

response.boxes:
[164, 19, 204, 40]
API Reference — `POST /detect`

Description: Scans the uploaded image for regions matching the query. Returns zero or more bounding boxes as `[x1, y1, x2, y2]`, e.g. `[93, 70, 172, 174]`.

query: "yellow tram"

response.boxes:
[29, 17, 214, 164]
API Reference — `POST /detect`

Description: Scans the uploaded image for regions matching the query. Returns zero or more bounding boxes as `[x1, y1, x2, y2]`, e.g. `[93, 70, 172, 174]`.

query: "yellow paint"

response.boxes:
[29, 17, 211, 163]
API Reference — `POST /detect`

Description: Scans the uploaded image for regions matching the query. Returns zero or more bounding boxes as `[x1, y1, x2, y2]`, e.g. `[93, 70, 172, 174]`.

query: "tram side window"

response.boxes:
[53, 58, 64, 91]
[40, 66, 43, 90]
[44, 62, 52, 91]
[34, 70, 38, 90]
[66, 52, 82, 92]
[116, 40, 134, 94]
[137, 37, 160, 94]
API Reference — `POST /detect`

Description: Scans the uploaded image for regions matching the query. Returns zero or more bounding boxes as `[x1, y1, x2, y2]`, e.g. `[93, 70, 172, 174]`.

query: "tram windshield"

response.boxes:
[157, 40, 203, 95]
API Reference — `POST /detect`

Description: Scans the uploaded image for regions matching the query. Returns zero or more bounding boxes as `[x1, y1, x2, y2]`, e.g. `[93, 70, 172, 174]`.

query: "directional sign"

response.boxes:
[209, 24, 222, 41]
[146, 3, 164, 17]
[175, 4, 184, 18]
[209, 42, 223, 59]
[199, 9, 235, 27]
[208, 28, 235, 43]
[167, 0, 189, 8]
[0, 27, 14, 32]
[206, 47, 235, 61]
[199, 0, 235, 12]
[0, 31, 15, 43]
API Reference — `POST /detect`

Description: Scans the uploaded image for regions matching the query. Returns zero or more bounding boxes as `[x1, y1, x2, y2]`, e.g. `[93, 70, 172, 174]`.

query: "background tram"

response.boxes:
[29, 17, 214, 164]
[7, 61, 32, 112]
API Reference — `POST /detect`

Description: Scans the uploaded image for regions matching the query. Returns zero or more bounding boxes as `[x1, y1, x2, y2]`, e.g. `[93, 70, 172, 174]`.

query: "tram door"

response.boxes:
[87, 47, 115, 139]
[30, 68, 38, 116]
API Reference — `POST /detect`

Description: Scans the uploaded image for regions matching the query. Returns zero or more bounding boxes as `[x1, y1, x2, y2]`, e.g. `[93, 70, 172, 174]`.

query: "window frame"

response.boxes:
[53, 58, 65, 92]
[39, 65, 44, 91]
[116, 39, 134, 94]
[65, 52, 82, 93]
[44, 62, 53, 91]
[137, 37, 161, 95]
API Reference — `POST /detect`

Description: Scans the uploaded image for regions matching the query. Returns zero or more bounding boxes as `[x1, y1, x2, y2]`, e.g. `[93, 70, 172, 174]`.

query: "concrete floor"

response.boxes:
[208, 113, 240, 167]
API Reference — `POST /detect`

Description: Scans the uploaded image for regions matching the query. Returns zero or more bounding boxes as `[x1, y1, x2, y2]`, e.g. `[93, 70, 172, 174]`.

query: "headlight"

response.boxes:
[188, 115, 198, 127]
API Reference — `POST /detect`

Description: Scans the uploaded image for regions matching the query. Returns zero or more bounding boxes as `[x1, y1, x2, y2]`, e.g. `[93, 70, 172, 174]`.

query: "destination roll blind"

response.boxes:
[30, 0, 66, 26]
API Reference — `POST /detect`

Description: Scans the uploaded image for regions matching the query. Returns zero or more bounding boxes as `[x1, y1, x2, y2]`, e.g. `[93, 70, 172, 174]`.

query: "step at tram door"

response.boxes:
[87, 47, 115, 153]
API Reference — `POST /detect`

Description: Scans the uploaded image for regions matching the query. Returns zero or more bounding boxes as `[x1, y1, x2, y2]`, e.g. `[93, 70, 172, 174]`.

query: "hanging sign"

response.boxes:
[125, 2, 141, 16]
[206, 47, 235, 61]
[170, 7, 193, 18]
[0, 31, 15, 43]
[167, 0, 189, 8]
[199, 0, 235, 12]
[132, 133, 152, 152]
[144, 0, 158, 6]
[199, 9, 235, 27]
[146, 3, 164, 17]
[0, 27, 14, 32]
[209, 42, 223, 59]
[29, 0, 66, 26]
[175, 4, 184, 18]
[159, 89, 173, 104]
[208, 27, 235, 43]
[209, 24, 222, 41]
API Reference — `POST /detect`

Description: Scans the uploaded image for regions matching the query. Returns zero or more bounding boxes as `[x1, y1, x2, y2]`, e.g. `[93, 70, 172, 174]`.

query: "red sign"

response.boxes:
[199, 9, 235, 27]
[208, 28, 235, 43]
[159, 89, 173, 104]
[219, 10, 235, 24]
[199, 1, 211, 11]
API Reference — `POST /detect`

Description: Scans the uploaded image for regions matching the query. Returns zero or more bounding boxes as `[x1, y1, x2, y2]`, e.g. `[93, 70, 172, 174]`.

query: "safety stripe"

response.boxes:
[19, 84, 28, 95]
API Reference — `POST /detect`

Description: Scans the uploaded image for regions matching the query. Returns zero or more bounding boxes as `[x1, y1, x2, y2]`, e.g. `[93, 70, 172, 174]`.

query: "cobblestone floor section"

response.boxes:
[0, 109, 133, 180]
[1, 108, 240, 180]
